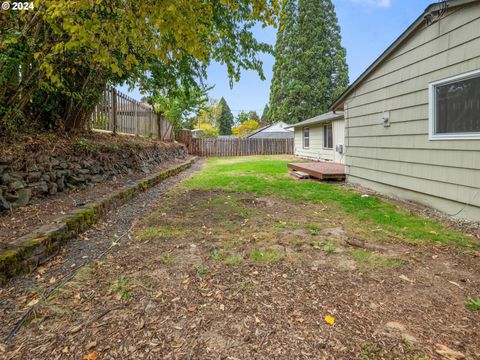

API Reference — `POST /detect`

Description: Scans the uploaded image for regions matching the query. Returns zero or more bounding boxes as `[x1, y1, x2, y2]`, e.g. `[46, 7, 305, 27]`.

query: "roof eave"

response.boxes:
[330, 0, 479, 111]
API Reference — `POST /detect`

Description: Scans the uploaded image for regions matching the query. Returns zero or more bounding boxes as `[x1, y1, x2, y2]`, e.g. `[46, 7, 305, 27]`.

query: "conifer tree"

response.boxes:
[218, 97, 234, 135]
[269, 0, 348, 123]
[261, 104, 270, 123]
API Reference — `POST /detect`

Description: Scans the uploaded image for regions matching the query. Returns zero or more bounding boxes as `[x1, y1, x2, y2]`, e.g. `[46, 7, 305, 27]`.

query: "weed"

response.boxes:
[323, 241, 336, 254]
[307, 224, 319, 236]
[136, 225, 184, 242]
[249, 249, 283, 263]
[74, 138, 97, 153]
[360, 342, 382, 359]
[197, 265, 209, 276]
[109, 275, 132, 300]
[465, 297, 480, 312]
[351, 249, 402, 271]
[312, 239, 325, 249]
[225, 255, 242, 266]
[160, 254, 177, 266]
[211, 249, 226, 261]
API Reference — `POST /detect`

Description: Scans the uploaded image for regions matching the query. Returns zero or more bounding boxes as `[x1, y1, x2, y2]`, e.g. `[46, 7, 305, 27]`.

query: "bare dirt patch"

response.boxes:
[1, 188, 478, 359]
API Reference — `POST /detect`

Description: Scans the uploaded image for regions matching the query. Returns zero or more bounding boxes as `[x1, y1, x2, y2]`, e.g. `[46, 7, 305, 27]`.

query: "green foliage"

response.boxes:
[184, 157, 477, 248]
[269, 0, 349, 123]
[198, 123, 219, 138]
[232, 119, 261, 137]
[261, 104, 271, 123]
[1, 0, 280, 134]
[465, 297, 480, 312]
[236, 111, 250, 124]
[218, 97, 234, 135]
[249, 249, 283, 263]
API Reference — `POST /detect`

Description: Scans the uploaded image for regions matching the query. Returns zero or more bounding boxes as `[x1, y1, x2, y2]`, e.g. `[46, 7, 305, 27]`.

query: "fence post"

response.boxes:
[112, 88, 118, 135]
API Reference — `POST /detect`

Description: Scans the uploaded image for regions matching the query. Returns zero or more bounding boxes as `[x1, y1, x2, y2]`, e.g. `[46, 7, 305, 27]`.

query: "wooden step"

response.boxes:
[290, 170, 310, 179]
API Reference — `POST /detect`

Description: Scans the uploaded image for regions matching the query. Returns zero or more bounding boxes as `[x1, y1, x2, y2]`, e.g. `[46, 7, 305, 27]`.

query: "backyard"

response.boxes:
[1, 156, 479, 359]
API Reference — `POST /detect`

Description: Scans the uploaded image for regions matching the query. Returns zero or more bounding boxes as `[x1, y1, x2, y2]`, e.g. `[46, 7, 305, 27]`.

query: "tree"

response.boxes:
[261, 104, 270, 123]
[236, 111, 250, 125]
[218, 97, 234, 135]
[248, 111, 260, 122]
[232, 120, 261, 137]
[269, 0, 348, 124]
[0, 0, 280, 134]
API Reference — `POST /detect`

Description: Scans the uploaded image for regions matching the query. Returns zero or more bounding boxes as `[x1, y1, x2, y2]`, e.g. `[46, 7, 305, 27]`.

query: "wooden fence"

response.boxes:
[177, 130, 294, 157]
[90, 87, 174, 141]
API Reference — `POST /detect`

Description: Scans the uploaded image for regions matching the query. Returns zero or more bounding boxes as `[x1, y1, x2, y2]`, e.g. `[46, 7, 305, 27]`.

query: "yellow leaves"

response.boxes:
[27, 298, 39, 307]
[83, 352, 98, 360]
[324, 315, 335, 326]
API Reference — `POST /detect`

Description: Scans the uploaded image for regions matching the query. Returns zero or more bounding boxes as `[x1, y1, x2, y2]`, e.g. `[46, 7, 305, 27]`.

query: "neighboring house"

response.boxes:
[191, 129, 204, 138]
[246, 122, 294, 139]
[330, 0, 480, 220]
[287, 112, 345, 164]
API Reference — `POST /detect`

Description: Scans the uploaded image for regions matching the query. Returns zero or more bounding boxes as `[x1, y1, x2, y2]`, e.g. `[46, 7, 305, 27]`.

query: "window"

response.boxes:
[323, 123, 333, 148]
[429, 70, 480, 140]
[303, 127, 309, 148]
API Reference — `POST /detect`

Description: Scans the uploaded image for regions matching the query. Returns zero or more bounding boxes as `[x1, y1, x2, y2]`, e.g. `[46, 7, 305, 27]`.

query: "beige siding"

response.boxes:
[294, 120, 345, 163]
[344, 2, 480, 219]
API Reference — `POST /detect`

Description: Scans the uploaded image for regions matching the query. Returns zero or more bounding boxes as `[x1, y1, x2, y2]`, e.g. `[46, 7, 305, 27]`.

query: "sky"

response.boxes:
[120, 0, 434, 116]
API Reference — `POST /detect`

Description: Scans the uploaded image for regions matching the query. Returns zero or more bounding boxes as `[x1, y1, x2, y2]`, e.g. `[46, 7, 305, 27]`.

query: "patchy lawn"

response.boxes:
[2, 156, 479, 359]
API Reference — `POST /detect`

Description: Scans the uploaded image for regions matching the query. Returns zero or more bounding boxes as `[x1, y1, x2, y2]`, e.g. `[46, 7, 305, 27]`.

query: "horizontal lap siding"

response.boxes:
[345, 3, 480, 211]
[294, 124, 335, 161]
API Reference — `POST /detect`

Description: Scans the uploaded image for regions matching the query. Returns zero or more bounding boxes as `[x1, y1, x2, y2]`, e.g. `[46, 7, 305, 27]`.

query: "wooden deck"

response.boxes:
[288, 162, 345, 181]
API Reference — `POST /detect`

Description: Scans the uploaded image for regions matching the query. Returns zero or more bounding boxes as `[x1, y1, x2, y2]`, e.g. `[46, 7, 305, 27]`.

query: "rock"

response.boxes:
[435, 344, 465, 359]
[15, 188, 32, 207]
[1, 173, 11, 184]
[56, 177, 65, 192]
[0, 156, 11, 165]
[4, 192, 19, 202]
[0, 165, 7, 174]
[27, 171, 42, 182]
[37, 155, 50, 163]
[41, 174, 51, 182]
[91, 175, 103, 183]
[78, 168, 90, 175]
[381, 321, 417, 345]
[31, 181, 49, 194]
[50, 158, 60, 167]
[67, 175, 84, 185]
[59, 162, 68, 169]
[8, 180, 25, 191]
[48, 182, 58, 195]
[0, 194, 10, 210]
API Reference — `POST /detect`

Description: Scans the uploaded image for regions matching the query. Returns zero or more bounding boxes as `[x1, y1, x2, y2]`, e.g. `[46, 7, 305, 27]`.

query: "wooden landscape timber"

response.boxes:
[0, 158, 196, 285]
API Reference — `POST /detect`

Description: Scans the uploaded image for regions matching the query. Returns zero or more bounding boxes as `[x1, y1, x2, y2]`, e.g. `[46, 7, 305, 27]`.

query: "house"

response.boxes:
[286, 112, 345, 164]
[330, 0, 480, 220]
[246, 122, 294, 139]
[191, 129, 204, 138]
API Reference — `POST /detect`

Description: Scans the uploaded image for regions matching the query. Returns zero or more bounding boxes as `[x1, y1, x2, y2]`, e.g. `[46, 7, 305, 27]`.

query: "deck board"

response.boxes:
[288, 162, 345, 181]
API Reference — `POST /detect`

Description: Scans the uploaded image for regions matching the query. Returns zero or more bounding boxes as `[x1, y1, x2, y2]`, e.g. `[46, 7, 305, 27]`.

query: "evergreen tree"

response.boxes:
[248, 111, 260, 122]
[261, 104, 270, 123]
[269, 0, 348, 124]
[218, 97, 234, 135]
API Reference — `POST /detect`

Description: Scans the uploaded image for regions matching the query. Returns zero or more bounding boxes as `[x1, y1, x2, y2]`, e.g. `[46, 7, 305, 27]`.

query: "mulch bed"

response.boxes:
[0, 184, 478, 359]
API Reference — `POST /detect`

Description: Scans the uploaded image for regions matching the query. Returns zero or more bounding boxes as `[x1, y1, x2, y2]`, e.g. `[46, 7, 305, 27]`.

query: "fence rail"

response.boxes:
[90, 87, 173, 141]
[177, 130, 294, 157]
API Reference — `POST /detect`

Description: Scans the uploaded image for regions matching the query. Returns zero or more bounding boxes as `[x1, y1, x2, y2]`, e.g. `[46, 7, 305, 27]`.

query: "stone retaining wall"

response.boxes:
[0, 142, 187, 210]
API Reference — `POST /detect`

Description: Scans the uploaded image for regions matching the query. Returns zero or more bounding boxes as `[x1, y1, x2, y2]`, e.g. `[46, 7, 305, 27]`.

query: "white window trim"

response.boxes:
[323, 123, 333, 149]
[303, 127, 310, 149]
[429, 69, 480, 140]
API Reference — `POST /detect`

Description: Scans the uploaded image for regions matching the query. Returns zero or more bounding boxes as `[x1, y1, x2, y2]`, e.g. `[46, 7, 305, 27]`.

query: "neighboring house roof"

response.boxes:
[246, 122, 294, 138]
[330, 0, 479, 111]
[285, 111, 344, 129]
[248, 131, 294, 139]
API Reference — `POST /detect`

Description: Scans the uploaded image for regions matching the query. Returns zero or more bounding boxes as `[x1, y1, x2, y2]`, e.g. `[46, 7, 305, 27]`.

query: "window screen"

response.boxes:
[323, 123, 333, 148]
[303, 127, 309, 148]
[433, 73, 480, 135]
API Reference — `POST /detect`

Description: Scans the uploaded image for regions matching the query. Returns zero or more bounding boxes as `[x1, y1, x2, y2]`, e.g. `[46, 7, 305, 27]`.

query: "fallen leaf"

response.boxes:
[85, 341, 97, 350]
[429, 230, 438, 235]
[27, 298, 39, 307]
[435, 344, 465, 360]
[447, 281, 463, 289]
[255, 316, 261, 324]
[84, 352, 98, 360]
[219, 304, 225, 311]
[399, 275, 415, 283]
[49, 277, 56, 284]
[324, 315, 335, 326]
